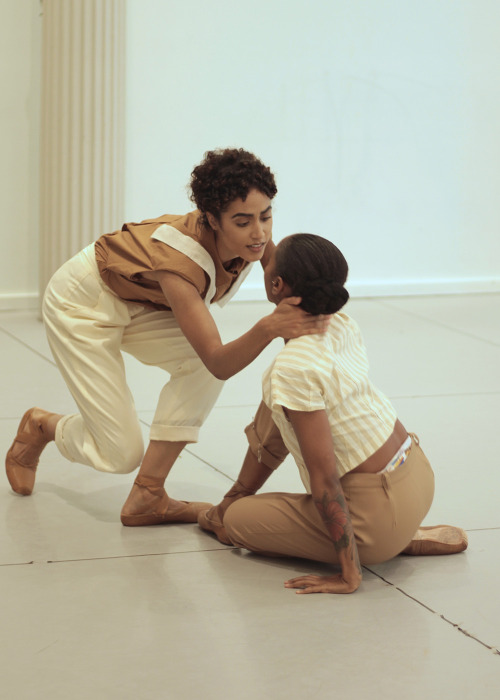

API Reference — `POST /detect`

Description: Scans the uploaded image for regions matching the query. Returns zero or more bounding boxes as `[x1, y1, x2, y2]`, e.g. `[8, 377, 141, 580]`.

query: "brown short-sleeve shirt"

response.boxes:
[94, 211, 247, 310]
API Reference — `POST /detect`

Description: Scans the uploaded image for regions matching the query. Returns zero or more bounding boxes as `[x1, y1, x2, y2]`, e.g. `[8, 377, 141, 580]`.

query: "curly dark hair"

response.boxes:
[189, 148, 277, 228]
[275, 234, 350, 315]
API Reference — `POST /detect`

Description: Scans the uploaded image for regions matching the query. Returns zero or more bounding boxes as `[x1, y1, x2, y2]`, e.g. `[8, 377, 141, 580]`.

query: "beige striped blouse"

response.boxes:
[262, 312, 397, 491]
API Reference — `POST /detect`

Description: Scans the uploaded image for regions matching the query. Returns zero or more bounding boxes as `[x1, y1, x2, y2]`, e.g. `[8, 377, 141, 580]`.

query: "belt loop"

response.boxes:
[382, 473, 397, 527]
[409, 432, 420, 446]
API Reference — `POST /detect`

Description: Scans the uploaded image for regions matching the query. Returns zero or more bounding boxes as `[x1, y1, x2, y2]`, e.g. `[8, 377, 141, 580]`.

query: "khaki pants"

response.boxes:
[42, 245, 224, 473]
[226, 403, 435, 566]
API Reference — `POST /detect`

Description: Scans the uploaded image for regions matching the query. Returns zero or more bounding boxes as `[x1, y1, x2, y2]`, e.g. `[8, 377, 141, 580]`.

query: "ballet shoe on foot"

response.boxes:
[402, 525, 468, 556]
[5, 408, 53, 495]
[121, 499, 212, 527]
[120, 476, 212, 527]
[198, 505, 233, 546]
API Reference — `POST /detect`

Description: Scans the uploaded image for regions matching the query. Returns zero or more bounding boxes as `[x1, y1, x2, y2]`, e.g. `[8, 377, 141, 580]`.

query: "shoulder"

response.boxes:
[271, 335, 328, 386]
[124, 211, 204, 240]
[275, 320, 335, 368]
[264, 337, 328, 413]
[274, 312, 362, 374]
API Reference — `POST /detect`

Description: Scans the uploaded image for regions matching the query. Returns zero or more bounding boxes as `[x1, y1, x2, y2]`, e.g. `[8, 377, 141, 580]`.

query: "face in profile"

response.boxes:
[208, 189, 273, 263]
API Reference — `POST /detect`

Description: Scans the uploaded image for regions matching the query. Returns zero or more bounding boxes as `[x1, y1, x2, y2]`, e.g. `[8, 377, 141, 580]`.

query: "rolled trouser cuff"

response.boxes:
[149, 424, 199, 443]
[244, 400, 289, 470]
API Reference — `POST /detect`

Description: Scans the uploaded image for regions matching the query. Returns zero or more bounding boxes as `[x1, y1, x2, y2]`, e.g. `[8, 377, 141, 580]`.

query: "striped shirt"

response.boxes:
[262, 312, 397, 491]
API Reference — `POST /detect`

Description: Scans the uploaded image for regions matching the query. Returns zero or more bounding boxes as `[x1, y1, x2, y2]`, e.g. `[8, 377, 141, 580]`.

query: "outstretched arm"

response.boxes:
[283, 409, 362, 594]
[157, 272, 328, 380]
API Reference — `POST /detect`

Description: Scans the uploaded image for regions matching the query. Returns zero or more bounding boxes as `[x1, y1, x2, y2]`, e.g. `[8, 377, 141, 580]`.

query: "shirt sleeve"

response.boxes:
[267, 360, 326, 414]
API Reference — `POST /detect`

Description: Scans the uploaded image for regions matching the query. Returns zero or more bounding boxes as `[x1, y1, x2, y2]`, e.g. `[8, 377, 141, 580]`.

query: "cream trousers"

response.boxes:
[42, 245, 224, 473]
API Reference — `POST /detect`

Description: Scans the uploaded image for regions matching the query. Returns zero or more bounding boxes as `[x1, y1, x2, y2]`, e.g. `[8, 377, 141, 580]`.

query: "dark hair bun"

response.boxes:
[299, 278, 349, 315]
[274, 233, 349, 316]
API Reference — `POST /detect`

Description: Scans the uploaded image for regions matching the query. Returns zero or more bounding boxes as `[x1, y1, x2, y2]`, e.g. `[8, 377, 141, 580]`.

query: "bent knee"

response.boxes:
[95, 437, 144, 474]
[223, 497, 256, 547]
[110, 452, 143, 474]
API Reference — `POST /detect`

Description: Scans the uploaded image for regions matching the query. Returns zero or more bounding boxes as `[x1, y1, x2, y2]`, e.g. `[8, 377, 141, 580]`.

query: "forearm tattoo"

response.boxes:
[314, 488, 361, 572]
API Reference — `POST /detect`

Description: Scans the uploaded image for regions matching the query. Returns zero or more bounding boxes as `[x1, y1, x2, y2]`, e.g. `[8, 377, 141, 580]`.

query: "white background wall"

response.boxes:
[1, 0, 499, 307]
[0, 0, 41, 307]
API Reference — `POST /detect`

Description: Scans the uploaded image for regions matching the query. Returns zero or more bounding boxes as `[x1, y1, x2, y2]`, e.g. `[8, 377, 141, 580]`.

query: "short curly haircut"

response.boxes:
[189, 148, 277, 228]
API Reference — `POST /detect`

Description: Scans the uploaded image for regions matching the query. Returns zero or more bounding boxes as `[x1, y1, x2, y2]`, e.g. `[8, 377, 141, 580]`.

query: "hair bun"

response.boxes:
[299, 278, 349, 315]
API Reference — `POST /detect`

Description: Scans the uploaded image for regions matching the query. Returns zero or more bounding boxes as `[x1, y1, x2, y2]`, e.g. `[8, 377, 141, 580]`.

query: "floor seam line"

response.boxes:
[183, 448, 234, 481]
[0, 561, 36, 568]
[0, 327, 56, 366]
[364, 566, 500, 655]
[376, 301, 500, 348]
[387, 391, 500, 400]
[43, 547, 232, 564]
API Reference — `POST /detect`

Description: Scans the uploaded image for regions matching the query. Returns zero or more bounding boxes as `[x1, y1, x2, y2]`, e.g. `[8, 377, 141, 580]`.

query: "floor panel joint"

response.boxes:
[365, 566, 499, 656]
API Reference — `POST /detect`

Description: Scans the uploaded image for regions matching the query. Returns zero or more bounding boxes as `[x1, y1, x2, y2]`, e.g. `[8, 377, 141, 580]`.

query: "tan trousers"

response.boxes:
[42, 245, 224, 473]
[226, 403, 435, 566]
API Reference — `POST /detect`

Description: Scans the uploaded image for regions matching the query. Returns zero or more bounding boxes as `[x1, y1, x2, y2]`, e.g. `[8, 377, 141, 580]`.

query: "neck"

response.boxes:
[214, 232, 236, 264]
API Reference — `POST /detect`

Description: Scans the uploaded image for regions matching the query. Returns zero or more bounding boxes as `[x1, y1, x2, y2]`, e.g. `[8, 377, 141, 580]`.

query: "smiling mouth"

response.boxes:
[248, 242, 266, 250]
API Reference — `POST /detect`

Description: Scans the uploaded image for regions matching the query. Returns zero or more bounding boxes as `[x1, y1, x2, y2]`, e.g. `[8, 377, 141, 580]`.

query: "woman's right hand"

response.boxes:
[270, 297, 331, 340]
[284, 571, 361, 595]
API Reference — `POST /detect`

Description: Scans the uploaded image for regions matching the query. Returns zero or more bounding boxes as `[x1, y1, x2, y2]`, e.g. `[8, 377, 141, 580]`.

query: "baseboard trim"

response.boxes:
[0, 293, 39, 311]
[233, 278, 500, 302]
[1, 278, 499, 309]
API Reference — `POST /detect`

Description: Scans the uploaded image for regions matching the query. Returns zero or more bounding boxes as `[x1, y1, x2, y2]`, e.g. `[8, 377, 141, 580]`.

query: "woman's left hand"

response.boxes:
[284, 572, 361, 595]
[271, 297, 331, 339]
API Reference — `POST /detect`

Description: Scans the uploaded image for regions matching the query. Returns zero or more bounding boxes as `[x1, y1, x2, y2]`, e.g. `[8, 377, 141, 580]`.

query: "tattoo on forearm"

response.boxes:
[314, 489, 361, 572]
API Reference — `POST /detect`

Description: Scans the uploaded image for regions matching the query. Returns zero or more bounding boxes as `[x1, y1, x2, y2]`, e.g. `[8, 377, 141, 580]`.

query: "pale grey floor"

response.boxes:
[1, 294, 499, 699]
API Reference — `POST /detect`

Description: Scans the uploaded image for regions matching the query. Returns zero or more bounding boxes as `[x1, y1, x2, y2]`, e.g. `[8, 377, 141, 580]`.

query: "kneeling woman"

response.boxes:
[5, 150, 327, 525]
[199, 234, 467, 594]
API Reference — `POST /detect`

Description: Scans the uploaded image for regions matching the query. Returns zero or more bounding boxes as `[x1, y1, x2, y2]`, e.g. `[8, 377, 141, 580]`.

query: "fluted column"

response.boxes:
[39, 0, 125, 299]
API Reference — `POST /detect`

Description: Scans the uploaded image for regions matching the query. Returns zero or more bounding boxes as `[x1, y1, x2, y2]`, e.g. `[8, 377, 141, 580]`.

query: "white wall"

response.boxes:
[124, 0, 500, 298]
[1, 1, 499, 308]
[0, 0, 41, 308]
